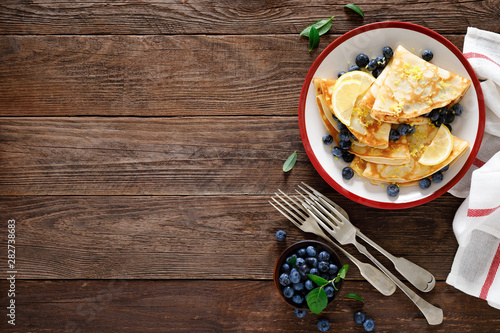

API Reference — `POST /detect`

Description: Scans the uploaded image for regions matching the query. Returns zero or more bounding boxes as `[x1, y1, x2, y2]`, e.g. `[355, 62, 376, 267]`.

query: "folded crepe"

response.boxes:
[350, 135, 411, 166]
[350, 135, 469, 184]
[370, 45, 471, 120]
[313, 78, 391, 148]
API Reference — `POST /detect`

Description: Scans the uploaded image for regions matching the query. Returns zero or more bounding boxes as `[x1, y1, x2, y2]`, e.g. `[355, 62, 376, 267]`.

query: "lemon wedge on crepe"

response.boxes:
[331, 71, 375, 126]
[418, 125, 454, 166]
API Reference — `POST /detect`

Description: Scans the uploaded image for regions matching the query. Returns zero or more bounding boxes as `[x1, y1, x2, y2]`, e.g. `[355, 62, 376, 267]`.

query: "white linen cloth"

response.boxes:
[446, 27, 500, 309]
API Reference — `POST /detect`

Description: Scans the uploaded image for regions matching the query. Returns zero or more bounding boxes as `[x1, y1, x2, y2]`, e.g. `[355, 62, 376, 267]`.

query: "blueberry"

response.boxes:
[305, 279, 314, 290]
[324, 285, 335, 298]
[286, 255, 297, 265]
[363, 318, 375, 332]
[445, 112, 455, 124]
[292, 294, 304, 304]
[372, 67, 383, 78]
[309, 267, 319, 276]
[328, 263, 338, 275]
[440, 164, 450, 172]
[337, 121, 347, 131]
[389, 129, 400, 141]
[297, 264, 309, 277]
[318, 251, 330, 261]
[429, 109, 440, 121]
[353, 311, 366, 324]
[407, 125, 416, 135]
[294, 308, 307, 318]
[453, 103, 463, 116]
[296, 257, 305, 266]
[320, 273, 330, 280]
[338, 71, 346, 78]
[422, 49, 433, 61]
[332, 146, 343, 157]
[289, 268, 301, 284]
[283, 286, 294, 298]
[306, 246, 317, 257]
[322, 134, 334, 145]
[339, 140, 352, 150]
[432, 171, 444, 183]
[387, 184, 399, 197]
[397, 123, 411, 136]
[279, 273, 290, 286]
[342, 151, 355, 163]
[366, 59, 378, 71]
[349, 65, 361, 72]
[317, 319, 330, 332]
[339, 128, 351, 142]
[297, 248, 307, 257]
[293, 282, 304, 291]
[305, 257, 318, 268]
[342, 166, 354, 180]
[356, 53, 370, 68]
[281, 263, 290, 272]
[382, 46, 394, 60]
[318, 261, 329, 273]
[275, 230, 286, 241]
[419, 178, 431, 189]
[375, 55, 386, 68]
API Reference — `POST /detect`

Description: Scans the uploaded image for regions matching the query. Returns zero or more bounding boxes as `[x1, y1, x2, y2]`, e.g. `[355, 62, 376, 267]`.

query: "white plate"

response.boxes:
[298, 22, 484, 209]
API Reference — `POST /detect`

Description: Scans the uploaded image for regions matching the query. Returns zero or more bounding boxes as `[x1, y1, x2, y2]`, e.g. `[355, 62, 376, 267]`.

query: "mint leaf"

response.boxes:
[287, 255, 297, 267]
[283, 151, 297, 172]
[344, 4, 364, 17]
[345, 293, 364, 303]
[300, 17, 334, 37]
[308, 274, 329, 286]
[338, 264, 349, 279]
[306, 287, 328, 314]
[309, 26, 320, 52]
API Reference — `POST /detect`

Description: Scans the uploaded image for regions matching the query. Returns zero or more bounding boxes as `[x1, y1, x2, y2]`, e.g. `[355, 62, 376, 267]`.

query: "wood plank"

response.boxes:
[0, 194, 462, 279]
[1, 279, 498, 332]
[0, 34, 467, 116]
[0, 1, 498, 35]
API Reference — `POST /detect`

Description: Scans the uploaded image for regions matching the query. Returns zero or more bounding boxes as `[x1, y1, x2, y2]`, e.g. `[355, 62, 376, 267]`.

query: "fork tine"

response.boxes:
[277, 190, 310, 221]
[269, 199, 302, 229]
[301, 182, 350, 222]
[293, 193, 337, 233]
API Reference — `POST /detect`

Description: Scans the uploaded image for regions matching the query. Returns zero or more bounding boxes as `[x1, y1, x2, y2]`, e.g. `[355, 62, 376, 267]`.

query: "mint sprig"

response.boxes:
[299, 17, 334, 51]
[345, 292, 364, 303]
[344, 4, 364, 17]
[306, 264, 349, 314]
[283, 151, 297, 172]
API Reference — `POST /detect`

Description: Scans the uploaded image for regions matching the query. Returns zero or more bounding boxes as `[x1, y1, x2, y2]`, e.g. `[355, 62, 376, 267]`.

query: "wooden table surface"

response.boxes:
[1, 1, 500, 332]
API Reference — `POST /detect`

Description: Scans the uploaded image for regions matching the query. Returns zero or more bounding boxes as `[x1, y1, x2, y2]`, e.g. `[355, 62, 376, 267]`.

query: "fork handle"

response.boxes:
[322, 238, 396, 297]
[356, 229, 436, 293]
[354, 242, 443, 325]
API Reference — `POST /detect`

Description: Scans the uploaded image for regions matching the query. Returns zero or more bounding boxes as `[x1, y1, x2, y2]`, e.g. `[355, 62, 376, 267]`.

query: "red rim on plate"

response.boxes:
[298, 21, 485, 209]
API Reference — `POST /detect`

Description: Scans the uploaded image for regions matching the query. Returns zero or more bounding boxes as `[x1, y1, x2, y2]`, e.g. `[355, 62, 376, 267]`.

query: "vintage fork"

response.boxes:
[270, 190, 396, 297]
[295, 189, 443, 325]
[297, 183, 436, 293]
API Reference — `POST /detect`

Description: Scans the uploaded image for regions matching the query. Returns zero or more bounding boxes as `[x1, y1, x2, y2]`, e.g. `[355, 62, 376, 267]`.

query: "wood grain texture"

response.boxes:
[1, 279, 499, 332]
[0, 0, 498, 35]
[0, 34, 467, 116]
[0, 194, 462, 279]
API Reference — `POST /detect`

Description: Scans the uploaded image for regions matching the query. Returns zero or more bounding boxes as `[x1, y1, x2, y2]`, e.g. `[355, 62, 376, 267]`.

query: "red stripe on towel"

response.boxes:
[464, 52, 500, 68]
[479, 243, 500, 300]
[467, 205, 500, 217]
[473, 158, 485, 168]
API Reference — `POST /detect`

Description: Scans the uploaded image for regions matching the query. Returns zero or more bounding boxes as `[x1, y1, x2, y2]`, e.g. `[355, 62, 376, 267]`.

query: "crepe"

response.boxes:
[351, 135, 469, 184]
[313, 78, 391, 148]
[370, 45, 471, 120]
[350, 135, 411, 165]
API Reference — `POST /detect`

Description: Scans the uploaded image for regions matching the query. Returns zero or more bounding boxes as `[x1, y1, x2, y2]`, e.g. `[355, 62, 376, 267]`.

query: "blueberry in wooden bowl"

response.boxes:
[273, 240, 344, 312]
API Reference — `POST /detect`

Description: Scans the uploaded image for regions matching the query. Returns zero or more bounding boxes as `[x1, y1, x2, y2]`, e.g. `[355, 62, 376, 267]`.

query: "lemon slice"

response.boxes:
[331, 71, 375, 126]
[418, 125, 454, 166]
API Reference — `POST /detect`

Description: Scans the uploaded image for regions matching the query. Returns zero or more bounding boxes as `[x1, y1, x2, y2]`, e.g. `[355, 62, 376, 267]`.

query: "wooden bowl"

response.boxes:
[273, 240, 343, 310]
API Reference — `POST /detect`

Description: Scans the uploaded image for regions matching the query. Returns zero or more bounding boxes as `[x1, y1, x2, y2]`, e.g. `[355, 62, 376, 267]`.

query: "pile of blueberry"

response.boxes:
[354, 311, 375, 332]
[278, 244, 341, 308]
[339, 46, 394, 79]
[423, 103, 463, 132]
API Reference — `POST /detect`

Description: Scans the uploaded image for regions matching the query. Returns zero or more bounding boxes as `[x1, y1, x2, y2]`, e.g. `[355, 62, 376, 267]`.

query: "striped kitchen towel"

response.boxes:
[447, 28, 500, 310]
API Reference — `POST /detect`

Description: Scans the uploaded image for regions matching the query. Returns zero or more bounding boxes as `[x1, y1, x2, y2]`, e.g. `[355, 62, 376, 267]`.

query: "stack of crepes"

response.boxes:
[313, 45, 472, 187]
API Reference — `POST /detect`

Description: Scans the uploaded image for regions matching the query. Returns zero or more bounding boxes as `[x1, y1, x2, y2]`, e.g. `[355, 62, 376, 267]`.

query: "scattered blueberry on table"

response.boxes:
[317, 318, 330, 332]
[275, 230, 287, 241]
[363, 318, 375, 332]
[294, 308, 307, 318]
[353, 311, 365, 324]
